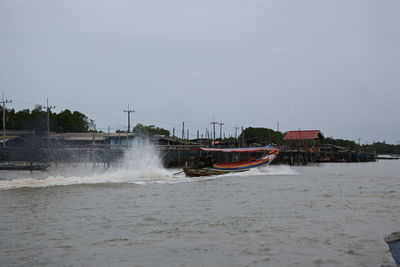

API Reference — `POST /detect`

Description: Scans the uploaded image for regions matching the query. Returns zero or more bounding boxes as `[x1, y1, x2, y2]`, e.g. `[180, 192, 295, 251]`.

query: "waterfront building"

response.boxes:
[283, 130, 324, 152]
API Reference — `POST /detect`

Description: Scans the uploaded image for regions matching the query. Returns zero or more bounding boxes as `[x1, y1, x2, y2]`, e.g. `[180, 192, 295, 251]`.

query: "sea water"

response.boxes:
[0, 143, 399, 266]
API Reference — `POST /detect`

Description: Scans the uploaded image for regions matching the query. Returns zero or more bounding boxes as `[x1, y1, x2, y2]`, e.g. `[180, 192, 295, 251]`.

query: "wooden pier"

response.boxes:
[0, 144, 376, 169]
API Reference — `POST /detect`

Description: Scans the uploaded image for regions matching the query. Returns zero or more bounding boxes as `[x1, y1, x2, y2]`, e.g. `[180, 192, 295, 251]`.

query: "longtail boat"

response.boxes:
[183, 146, 279, 177]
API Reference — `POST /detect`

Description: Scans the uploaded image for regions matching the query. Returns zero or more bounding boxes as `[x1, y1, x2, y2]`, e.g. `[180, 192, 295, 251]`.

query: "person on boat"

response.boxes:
[198, 152, 215, 168]
[191, 152, 214, 168]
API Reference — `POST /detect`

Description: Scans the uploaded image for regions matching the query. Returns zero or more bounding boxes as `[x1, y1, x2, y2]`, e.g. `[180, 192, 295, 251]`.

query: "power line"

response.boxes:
[11, 98, 243, 137]
[134, 110, 181, 127]
[11, 99, 233, 135]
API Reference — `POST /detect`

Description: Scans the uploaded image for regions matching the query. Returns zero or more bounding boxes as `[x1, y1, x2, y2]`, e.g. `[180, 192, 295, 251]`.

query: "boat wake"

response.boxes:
[217, 164, 298, 178]
[248, 164, 299, 176]
[0, 142, 298, 190]
[0, 141, 187, 190]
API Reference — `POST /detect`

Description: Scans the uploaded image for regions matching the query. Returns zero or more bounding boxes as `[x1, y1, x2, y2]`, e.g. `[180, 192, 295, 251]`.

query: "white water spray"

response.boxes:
[0, 141, 179, 190]
[0, 142, 298, 190]
[226, 164, 299, 177]
[252, 164, 299, 175]
[109, 140, 171, 180]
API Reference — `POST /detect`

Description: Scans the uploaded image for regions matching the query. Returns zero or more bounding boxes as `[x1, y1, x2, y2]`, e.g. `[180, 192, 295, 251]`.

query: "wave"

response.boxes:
[0, 141, 186, 190]
[0, 143, 297, 190]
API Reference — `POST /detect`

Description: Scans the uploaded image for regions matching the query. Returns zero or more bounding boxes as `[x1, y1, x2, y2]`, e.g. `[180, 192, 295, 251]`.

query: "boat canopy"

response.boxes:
[197, 146, 278, 153]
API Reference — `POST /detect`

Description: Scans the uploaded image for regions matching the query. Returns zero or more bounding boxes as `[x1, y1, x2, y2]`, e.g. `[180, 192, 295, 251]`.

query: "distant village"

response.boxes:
[0, 105, 398, 169]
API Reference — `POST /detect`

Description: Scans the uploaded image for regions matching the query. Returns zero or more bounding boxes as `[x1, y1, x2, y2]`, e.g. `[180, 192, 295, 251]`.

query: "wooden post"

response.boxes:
[241, 126, 245, 147]
[92, 133, 96, 168]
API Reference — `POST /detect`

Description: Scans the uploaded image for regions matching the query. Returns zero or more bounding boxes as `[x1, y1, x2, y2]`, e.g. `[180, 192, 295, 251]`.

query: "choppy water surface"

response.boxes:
[0, 148, 399, 266]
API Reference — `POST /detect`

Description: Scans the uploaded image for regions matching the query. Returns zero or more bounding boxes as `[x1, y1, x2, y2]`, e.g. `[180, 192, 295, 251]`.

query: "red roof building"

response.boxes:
[283, 130, 324, 140]
[283, 130, 324, 152]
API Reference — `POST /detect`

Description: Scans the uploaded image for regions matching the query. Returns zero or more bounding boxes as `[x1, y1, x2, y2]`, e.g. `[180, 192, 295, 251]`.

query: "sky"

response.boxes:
[1, 0, 399, 144]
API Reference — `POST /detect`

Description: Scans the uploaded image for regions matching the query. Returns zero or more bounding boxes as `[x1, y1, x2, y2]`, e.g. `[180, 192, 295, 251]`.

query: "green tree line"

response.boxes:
[117, 123, 170, 136]
[320, 137, 359, 150]
[238, 127, 283, 145]
[1, 107, 93, 133]
[363, 142, 400, 155]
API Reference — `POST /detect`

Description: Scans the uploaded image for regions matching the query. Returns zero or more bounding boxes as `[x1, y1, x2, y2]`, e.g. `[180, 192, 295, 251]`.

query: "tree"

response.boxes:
[3, 107, 47, 132]
[238, 127, 283, 145]
[52, 110, 90, 132]
[321, 137, 358, 150]
[132, 123, 170, 136]
[1, 108, 92, 133]
[364, 142, 400, 154]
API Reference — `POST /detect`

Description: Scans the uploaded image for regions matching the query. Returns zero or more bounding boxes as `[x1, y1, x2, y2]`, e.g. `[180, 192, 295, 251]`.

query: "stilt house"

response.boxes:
[283, 130, 324, 152]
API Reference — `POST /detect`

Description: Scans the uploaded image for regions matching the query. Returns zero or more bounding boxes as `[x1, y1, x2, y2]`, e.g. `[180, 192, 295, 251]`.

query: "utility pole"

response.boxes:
[241, 126, 245, 146]
[182, 122, 185, 139]
[124, 104, 134, 133]
[40, 97, 55, 135]
[107, 126, 111, 146]
[210, 121, 218, 141]
[234, 127, 240, 140]
[217, 122, 224, 140]
[92, 131, 96, 167]
[1, 91, 12, 148]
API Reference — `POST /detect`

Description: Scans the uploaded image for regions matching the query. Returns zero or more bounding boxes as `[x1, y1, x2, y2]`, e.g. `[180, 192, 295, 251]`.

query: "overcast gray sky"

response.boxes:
[1, 0, 399, 143]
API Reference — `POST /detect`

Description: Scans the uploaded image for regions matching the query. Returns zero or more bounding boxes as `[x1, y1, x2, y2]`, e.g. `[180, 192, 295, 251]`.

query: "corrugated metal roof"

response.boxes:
[49, 133, 136, 139]
[64, 136, 106, 141]
[283, 130, 324, 140]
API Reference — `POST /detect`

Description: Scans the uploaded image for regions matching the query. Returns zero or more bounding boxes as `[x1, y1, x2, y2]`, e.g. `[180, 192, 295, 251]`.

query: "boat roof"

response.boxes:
[198, 146, 278, 152]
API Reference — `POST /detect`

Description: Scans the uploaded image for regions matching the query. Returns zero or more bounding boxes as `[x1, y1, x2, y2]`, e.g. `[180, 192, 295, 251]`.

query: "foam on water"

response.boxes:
[0, 141, 190, 190]
[0, 142, 298, 190]
[224, 164, 299, 177]
[249, 164, 299, 175]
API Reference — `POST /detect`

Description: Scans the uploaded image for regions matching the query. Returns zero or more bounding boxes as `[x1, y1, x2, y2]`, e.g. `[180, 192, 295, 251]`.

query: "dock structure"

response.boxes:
[274, 149, 376, 165]
[160, 146, 376, 167]
[274, 130, 323, 165]
[282, 130, 324, 153]
[0, 130, 376, 168]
